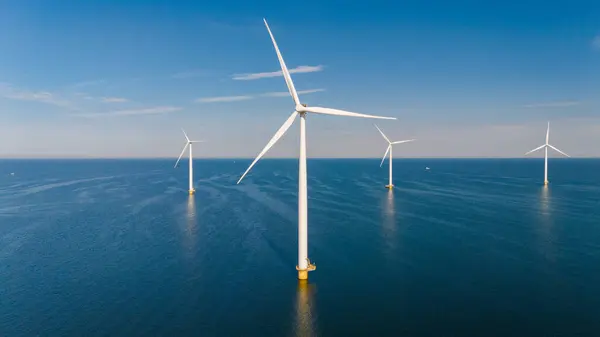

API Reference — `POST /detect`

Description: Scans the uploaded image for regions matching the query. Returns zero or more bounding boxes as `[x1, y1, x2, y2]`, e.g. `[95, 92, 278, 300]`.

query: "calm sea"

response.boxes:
[0, 158, 599, 336]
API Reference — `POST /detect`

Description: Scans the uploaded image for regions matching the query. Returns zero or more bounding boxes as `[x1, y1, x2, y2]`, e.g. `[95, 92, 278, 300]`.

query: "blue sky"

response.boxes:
[1, 0, 599, 158]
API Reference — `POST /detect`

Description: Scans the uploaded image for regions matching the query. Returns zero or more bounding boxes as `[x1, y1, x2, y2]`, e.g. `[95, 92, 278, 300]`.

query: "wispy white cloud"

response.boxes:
[261, 88, 326, 97]
[523, 101, 580, 108]
[195, 95, 254, 103]
[100, 97, 129, 103]
[172, 69, 206, 79]
[74, 106, 182, 118]
[73, 93, 128, 103]
[74, 92, 94, 100]
[68, 79, 106, 89]
[593, 35, 600, 50]
[195, 88, 325, 103]
[0, 83, 72, 108]
[232, 65, 324, 80]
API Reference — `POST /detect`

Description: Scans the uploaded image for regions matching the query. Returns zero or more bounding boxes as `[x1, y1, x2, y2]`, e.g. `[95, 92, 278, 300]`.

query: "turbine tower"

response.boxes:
[175, 128, 203, 195]
[525, 122, 570, 185]
[375, 124, 415, 189]
[237, 18, 396, 280]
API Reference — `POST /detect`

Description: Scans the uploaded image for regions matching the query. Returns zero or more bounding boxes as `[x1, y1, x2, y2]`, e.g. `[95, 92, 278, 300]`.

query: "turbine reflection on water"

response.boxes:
[292, 280, 318, 337]
[183, 195, 197, 260]
[537, 185, 556, 263]
[540, 185, 551, 216]
[381, 189, 397, 255]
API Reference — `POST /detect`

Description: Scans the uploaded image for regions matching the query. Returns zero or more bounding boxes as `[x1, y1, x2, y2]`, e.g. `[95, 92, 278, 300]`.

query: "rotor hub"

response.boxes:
[296, 103, 308, 114]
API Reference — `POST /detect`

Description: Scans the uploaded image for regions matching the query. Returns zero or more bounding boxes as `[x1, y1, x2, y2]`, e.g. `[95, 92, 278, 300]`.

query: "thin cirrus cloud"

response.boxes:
[232, 65, 324, 80]
[1, 83, 128, 109]
[0, 83, 72, 108]
[100, 97, 129, 103]
[74, 106, 182, 118]
[74, 92, 95, 100]
[260, 88, 326, 97]
[73, 93, 128, 103]
[68, 79, 106, 89]
[194, 95, 254, 103]
[195, 89, 325, 103]
[523, 101, 581, 108]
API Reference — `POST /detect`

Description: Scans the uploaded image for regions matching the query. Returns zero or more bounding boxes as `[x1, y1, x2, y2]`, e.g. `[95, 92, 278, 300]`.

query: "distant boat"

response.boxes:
[425, 167, 430, 170]
[10, 172, 15, 176]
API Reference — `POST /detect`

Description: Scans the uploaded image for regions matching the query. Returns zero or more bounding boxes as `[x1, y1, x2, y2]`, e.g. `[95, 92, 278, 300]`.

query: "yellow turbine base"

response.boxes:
[189, 189, 195, 195]
[296, 263, 316, 280]
[385, 184, 394, 189]
[544, 181, 548, 186]
[297, 270, 308, 280]
[297, 279, 308, 289]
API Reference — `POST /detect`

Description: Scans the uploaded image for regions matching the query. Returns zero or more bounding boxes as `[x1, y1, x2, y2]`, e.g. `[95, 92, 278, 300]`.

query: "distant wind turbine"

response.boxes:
[175, 128, 204, 195]
[237, 18, 396, 280]
[375, 124, 415, 189]
[524, 122, 570, 185]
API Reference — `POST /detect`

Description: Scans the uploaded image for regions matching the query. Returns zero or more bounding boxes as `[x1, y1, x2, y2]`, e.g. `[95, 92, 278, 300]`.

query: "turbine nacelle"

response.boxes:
[525, 121, 570, 185]
[524, 122, 569, 158]
[175, 128, 204, 168]
[296, 104, 308, 113]
[375, 124, 415, 167]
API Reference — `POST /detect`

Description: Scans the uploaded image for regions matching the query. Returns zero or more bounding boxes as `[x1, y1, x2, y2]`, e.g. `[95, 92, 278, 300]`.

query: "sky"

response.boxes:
[1, 0, 599, 158]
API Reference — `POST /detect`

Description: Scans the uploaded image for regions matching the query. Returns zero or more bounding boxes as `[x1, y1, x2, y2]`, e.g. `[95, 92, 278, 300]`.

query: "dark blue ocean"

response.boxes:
[1, 158, 599, 336]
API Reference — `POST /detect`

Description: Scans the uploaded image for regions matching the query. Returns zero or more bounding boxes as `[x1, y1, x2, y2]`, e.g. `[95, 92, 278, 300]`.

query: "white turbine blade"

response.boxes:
[237, 111, 298, 184]
[525, 144, 545, 155]
[546, 122, 550, 144]
[548, 144, 570, 157]
[392, 139, 415, 145]
[263, 19, 300, 106]
[174, 143, 189, 168]
[181, 128, 190, 142]
[304, 106, 396, 120]
[380, 145, 390, 167]
[189, 140, 205, 143]
[374, 124, 391, 143]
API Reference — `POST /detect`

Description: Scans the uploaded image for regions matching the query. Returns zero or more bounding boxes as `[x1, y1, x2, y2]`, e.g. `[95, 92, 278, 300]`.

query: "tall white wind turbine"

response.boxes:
[175, 128, 204, 195]
[524, 122, 570, 185]
[237, 18, 396, 280]
[375, 124, 415, 189]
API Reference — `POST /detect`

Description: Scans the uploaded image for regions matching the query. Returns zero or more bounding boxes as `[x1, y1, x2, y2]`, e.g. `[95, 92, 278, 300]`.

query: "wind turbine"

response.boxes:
[524, 122, 570, 185]
[175, 128, 204, 195]
[237, 18, 396, 280]
[375, 124, 415, 189]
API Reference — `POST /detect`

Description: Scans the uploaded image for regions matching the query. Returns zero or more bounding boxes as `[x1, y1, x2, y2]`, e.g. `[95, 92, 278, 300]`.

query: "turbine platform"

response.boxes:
[189, 189, 196, 195]
[385, 184, 394, 189]
[296, 261, 316, 280]
[544, 181, 549, 186]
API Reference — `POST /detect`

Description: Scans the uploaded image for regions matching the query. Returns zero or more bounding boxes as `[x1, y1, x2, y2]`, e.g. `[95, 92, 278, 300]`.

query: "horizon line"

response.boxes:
[0, 156, 596, 160]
